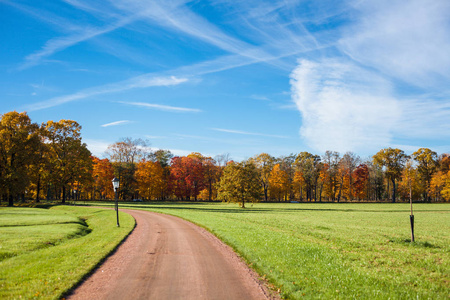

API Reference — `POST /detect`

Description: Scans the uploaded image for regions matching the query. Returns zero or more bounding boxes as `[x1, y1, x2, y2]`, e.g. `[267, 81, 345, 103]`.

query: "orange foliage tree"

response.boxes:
[92, 157, 114, 199]
[269, 164, 290, 201]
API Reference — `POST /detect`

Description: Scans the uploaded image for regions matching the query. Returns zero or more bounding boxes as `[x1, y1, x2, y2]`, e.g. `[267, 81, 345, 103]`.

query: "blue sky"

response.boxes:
[1, 0, 449, 160]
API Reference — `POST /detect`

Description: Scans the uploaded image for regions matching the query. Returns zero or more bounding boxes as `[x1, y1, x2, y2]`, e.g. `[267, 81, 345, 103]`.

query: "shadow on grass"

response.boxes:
[387, 238, 439, 248]
[109, 202, 450, 215]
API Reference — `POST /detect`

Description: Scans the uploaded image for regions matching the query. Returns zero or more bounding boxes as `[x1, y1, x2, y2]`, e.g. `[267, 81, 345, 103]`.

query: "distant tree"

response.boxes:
[353, 164, 369, 200]
[92, 157, 114, 200]
[202, 157, 220, 201]
[216, 160, 261, 208]
[106, 138, 149, 200]
[412, 148, 438, 202]
[214, 153, 231, 168]
[276, 154, 296, 201]
[295, 152, 321, 201]
[321, 151, 340, 201]
[149, 149, 173, 168]
[0, 111, 39, 206]
[136, 160, 165, 200]
[398, 160, 421, 202]
[269, 164, 289, 201]
[339, 152, 360, 200]
[169, 156, 205, 200]
[373, 148, 408, 203]
[249, 153, 275, 202]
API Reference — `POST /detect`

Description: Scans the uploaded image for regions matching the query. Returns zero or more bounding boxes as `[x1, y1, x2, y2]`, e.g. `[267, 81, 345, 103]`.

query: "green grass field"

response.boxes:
[0, 205, 134, 299]
[112, 202, 449, 299]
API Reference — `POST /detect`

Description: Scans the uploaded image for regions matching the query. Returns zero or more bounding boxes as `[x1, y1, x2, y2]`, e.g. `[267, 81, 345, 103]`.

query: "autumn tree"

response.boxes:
[276, 154, 296, 201]
[169, 155, 205, 200]
[373, 148, 408, 203]
[294, 152, 321, 201]
[249, 153, 275, 202]
[136, 160, 164, 200]
[216, 160, 261, 208]
[26, 123, 50, 202]
[321, 151, 340, 201]
[92, 157, 114, 199]
[353, 164, 369, 200]
[412, 148, 438, 202]
[43, 120, 92, 203]
[202, 156, 220, 201]
[106, 138, 149, 200]
[339, 152, 360, 200]
[148, 149, 173, 199]
[0, 111, 39, 206]
[269, 164, 290, 201]
[398, 160, 421, 202]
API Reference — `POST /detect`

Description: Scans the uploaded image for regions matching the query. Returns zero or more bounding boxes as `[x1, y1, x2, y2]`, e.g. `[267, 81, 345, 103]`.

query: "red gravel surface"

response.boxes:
[68, 209, 277, 300]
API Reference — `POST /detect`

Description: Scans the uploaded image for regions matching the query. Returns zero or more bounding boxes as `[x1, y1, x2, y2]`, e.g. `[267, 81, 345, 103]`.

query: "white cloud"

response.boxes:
[84, 139, 111, 157]
[101, 120, 132, 127]
[290, 59, 400, 153]
[119, 101, 201, 113]
[394, 97, 450, 139]
[24, 75, 188, 111]
[18, 16, 137, 70]
[211, 128, 289, 139]
[339, 0, 450, 88]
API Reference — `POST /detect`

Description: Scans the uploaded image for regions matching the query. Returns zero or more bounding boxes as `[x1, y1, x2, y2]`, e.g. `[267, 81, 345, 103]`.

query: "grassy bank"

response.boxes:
[0, 205, 134, 299]
[112, 202, 449, 299]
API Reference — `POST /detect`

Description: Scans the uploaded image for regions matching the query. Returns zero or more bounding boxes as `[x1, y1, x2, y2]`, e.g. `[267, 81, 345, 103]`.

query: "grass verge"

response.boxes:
[104, 202, 449, 299]
[0, 205, 134, 299]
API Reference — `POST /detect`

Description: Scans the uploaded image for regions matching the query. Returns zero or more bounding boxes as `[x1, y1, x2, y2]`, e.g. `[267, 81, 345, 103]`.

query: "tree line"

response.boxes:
[1, 111, 449, 207]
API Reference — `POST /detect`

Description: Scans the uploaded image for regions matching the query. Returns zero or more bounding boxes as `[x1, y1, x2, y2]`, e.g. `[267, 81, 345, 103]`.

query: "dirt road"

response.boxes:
[68, 209, 273, 300]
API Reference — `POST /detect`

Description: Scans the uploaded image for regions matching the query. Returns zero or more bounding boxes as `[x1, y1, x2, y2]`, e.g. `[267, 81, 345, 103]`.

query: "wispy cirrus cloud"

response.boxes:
[101, 120, 132, 127]
[290, 59, 400, 153]
[119, 101, 201, 113]
[24, 75, 188, 111]
[18, 17, 136, 70]
[211, 128, 289, 139]
[338, 0, 450, 88]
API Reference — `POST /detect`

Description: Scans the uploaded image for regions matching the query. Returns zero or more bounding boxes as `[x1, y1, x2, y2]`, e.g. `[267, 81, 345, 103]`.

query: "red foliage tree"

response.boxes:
[169, 156, 205, 200]
[353, 164, 369, 200]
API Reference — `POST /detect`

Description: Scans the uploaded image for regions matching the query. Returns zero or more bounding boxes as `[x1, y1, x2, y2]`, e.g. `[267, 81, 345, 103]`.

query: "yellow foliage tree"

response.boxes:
[269, 164, 290, 201]
[135, 160, 165, 200]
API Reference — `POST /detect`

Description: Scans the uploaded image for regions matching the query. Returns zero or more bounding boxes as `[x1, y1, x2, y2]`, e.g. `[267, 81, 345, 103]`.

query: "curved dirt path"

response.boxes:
[68, 209, 275, 300]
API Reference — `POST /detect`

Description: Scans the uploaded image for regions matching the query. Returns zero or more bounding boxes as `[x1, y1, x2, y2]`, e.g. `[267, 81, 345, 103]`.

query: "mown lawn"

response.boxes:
[0, 205, 134, 299]
[114, 202, 449, 299]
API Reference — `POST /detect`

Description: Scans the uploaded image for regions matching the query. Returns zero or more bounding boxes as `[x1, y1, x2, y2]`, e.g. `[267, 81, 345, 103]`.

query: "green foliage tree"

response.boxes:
[217, 160, 261, 208]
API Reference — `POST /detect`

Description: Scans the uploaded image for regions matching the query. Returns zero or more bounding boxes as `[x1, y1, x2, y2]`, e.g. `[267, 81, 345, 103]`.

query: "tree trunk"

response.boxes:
[62, 185, 66, 204]
[209, 180, 212, 201]
[391, 178, 396, 203]
[263, 184, 268, 202]
[8, 194, 14, 207]
[36, 174, 41, 203]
